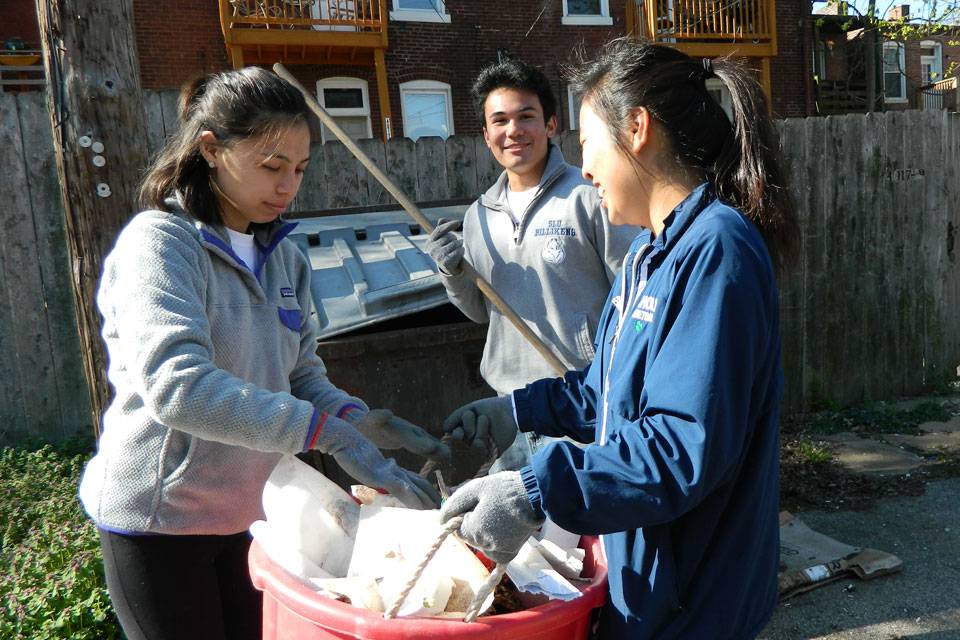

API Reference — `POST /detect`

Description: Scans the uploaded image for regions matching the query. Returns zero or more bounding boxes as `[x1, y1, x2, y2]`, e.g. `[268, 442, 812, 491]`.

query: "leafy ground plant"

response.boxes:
[0, 439, 120, 640]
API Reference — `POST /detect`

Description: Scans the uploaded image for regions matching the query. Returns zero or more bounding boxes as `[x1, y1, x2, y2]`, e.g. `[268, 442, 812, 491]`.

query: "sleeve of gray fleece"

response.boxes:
[286, 248, 369, 421]
[437, 205, 489, 323]
[100, 216, 318, 454]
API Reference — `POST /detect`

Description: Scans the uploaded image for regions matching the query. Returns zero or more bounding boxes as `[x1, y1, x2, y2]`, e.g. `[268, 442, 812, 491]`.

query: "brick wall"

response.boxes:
[132, 0, 229, 90]
[769, 0, 813, 117]
[813, 26, 959, 112]
[377, 1, 629, 140]
[8, 2, 818, 129]
[0, 4, 40, 50]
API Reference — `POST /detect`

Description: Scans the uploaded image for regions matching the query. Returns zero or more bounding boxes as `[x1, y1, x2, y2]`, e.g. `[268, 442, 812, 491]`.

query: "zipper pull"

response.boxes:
[513, 222, 520, 244]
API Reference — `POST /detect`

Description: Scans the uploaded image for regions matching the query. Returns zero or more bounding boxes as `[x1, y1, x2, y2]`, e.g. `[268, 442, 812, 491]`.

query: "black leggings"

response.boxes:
[99, 528, 262, 640]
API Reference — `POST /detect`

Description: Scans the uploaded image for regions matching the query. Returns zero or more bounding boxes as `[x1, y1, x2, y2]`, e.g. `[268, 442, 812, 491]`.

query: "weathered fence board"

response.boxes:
[445, 135, 478, 199]
[143, 91, 167, 161]
[774, 111, 960, 409]
[559, 130, 582, 167]
[0, 94, 64, 440]
[356, 137, 389, 206]
[16, 91, 91, 438]
[2, 89, 959, 442]
[296, 141, 327, 211]
[473, 137, 500, 192]
[323, 140, 362, 208]
[415, 136, 448, 202]
[385, 137, 418, 206]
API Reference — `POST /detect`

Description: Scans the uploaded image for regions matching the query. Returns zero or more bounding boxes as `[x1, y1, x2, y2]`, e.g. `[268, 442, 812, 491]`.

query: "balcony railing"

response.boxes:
[223, 0, 384, 33]
[219, 0, 388, 66]
[634, 0, 774, 46]
[0, 50, 45, 93]
[917, 77, 958, 111]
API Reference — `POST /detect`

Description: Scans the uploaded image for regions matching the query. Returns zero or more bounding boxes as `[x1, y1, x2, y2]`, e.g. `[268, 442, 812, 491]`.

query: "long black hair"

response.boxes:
[568, 39, 799, 273]
[139, 66, 309, 226]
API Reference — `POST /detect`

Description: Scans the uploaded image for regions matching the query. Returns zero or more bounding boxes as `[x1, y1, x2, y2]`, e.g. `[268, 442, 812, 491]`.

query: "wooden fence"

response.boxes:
[2, 88, 958, 443]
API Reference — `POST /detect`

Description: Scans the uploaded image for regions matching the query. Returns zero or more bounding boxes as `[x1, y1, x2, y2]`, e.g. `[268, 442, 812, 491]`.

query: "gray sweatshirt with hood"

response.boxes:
[79, 201, 366, 535]
[440, 145, 637, 396]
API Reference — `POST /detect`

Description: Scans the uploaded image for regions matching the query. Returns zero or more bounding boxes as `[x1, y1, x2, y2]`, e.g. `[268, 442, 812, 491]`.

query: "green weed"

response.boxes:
[796, 440, 834, 464]
[0, 441, 120, 640]
[803, 400, 951, 436]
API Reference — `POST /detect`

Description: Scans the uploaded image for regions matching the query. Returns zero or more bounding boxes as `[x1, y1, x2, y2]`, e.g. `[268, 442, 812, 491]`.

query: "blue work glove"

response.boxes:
[313, 416, 440, 509]
[443, 396, 518, 456]
[439, 470, 544, 564]
[426, 218, 464, 275]
[355, 409, 451, 463]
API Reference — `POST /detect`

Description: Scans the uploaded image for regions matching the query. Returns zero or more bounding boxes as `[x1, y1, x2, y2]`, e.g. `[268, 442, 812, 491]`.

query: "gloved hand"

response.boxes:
[312, 415, 440, 509]
[426, 218, 464, 275]
[439, 470, 544, 565]
[354, 409, 451, 463]
[443, 396, 517, 456]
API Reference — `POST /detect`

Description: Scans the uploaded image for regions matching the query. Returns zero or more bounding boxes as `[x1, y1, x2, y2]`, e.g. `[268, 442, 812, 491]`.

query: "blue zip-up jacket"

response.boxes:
[514, 183, 782, 639]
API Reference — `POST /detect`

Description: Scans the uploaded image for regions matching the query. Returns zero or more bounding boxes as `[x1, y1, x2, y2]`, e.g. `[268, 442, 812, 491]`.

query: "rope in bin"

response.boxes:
[382, 434, 502, 622]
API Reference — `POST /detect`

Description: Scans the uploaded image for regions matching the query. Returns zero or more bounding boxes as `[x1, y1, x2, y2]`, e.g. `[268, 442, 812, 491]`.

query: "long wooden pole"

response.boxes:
[273, 63, 567, 377]
[37, 0, 149, 437]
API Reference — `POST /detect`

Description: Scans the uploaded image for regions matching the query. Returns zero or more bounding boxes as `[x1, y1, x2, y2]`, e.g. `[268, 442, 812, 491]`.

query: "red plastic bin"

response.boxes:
[249, 536, 608, 640]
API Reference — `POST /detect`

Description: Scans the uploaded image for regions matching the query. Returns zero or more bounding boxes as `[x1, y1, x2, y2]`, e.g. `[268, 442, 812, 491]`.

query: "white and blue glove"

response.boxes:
[443, 396, 518, 456]
[439, 470, 544, 564]
[426, 218, 465, 275]
[313, 416, 440, 509]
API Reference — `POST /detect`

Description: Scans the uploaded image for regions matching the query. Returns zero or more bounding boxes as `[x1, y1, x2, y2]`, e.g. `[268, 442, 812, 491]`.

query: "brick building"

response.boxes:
[812, 3, 960, 113]
[3, 1, 814, 138]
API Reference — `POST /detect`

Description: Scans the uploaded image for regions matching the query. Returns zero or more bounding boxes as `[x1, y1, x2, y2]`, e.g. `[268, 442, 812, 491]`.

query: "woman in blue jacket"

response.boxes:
[440, 40, 799, 639]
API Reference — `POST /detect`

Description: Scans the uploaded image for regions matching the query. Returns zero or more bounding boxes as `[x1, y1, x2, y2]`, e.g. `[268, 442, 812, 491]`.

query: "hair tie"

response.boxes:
[701, 58, 715, 80]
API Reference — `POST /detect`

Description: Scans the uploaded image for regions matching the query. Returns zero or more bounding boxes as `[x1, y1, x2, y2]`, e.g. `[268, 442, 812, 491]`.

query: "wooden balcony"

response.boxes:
[0, 51, 45, 93]
[628, 0, 777, 57]
[917, 77, 958, 112]
[218, 0, 388, 67]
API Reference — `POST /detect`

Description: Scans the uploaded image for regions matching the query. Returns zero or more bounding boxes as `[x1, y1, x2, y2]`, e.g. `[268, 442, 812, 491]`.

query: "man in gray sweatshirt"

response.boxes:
[426, 58, 636, 470]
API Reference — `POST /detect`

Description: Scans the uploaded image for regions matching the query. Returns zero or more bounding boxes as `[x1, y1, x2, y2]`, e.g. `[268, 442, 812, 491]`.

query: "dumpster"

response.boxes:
[289, 206, 497, 486]
[249, 535, 608, 640]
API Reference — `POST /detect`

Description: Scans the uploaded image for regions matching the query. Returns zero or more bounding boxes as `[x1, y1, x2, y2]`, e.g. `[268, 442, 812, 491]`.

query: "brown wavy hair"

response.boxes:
[138, 66, 309, 226]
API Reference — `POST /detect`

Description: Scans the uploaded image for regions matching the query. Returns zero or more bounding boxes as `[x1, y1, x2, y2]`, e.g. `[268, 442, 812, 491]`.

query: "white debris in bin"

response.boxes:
[252, 455, 587, 619]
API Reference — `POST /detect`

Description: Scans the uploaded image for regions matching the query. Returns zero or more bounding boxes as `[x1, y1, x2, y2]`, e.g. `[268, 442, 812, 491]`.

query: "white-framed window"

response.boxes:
[562, 0, 612, 26]
[882, 42, 907, 102]
[813, 41, 828, 81]
[567, 86, 583, 130]
[920, 40, 943, 84]
[316, 77, 373, 142]
[705, 78, 733, 120]
[399, 80, 454, 140]
[390, 0, 450, 23]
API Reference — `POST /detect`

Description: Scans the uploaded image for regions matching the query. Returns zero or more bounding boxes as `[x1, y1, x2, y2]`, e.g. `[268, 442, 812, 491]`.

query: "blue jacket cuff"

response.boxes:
[511, 389, 536, 433]
[519, 465, 545, 519]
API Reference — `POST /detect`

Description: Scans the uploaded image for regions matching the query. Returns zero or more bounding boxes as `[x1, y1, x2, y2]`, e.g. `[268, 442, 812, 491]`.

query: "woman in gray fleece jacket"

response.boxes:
[79, 67, 448, 640]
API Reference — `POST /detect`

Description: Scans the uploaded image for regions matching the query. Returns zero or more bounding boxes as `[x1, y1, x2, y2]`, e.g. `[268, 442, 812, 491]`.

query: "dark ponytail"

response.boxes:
[567, 39, 799, 273]
[139, 66, 310, 226]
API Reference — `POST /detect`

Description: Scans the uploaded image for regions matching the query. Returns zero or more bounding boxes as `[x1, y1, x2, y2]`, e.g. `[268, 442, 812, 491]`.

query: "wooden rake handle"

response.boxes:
[273, 63, 567, 377]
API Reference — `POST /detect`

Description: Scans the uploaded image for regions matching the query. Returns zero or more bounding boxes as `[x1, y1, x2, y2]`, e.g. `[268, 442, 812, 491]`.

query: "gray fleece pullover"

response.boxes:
[440, 145, 637, 395]
[79, 203, 366, 535]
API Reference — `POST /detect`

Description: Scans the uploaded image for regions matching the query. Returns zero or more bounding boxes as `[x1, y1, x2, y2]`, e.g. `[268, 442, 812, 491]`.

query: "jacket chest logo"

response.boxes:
[631, 295, 658, 324]
[541, 237, 566, 264]
[280, 287, 295, 298]
[535, 219, 575, 265]
[533, 219, 577, 238]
